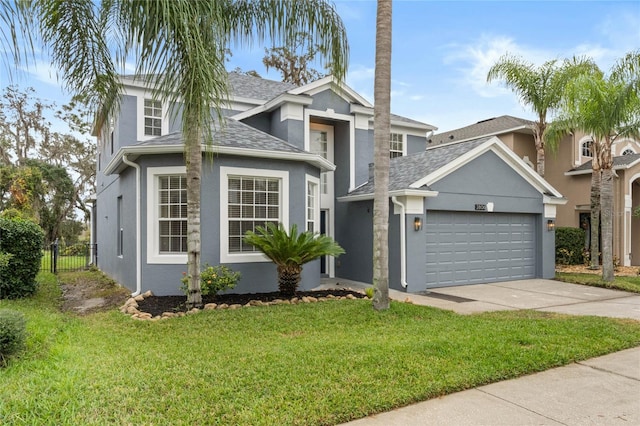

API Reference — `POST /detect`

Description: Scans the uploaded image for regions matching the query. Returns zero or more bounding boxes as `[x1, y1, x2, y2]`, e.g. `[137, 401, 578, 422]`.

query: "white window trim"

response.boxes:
[146, 166, 187, 264]
[137, 96, 169, 141]
[305, 174, 320, 233]
[220, 166, 289, 263]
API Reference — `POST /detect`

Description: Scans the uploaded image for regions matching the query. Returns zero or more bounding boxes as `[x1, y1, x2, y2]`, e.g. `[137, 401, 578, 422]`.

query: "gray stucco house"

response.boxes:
[92, 73, 564, 296]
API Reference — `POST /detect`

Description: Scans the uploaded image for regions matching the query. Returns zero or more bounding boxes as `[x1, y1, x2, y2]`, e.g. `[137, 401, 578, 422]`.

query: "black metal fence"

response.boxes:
[42, 240, 97, 273]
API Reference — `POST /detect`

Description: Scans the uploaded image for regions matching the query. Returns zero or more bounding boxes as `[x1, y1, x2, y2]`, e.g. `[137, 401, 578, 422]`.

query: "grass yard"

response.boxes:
[555, 272, 640, 294]
[1, 272, 640, 425]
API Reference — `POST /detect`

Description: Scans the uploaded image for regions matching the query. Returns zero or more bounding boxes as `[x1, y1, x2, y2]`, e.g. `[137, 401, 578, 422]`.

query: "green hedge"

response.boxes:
[0, 309, 26, 366]
[555, 227, 586, 265]
[0, 217, 44, 298]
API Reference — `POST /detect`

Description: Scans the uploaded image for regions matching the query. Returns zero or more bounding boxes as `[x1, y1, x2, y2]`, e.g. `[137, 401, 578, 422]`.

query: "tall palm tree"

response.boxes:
[244, 223, 344, 296]
[487, 54, 598, 177]
[6, 0, 349, 308]
[372, 0, 392, 311]
[552, 56, 640, 281]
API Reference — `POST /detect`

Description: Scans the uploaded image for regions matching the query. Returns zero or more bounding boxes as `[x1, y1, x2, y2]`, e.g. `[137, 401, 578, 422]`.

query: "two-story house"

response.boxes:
[92, 76, 563, 296]
[429, 115, 640, 267]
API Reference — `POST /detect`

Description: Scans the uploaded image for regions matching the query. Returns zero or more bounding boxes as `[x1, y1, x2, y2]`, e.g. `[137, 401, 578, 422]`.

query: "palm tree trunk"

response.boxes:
[589, 169, 601, 270]
[185, 123, 202, 309]
[372, 0, 392, 311]
[277, 265, 302, 297]
[600, 167, 614, 281]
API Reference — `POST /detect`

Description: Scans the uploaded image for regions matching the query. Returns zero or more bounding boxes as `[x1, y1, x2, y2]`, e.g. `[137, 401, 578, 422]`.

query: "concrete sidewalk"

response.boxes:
[341, 347, 640, 425]
[316, 278, 640, 425]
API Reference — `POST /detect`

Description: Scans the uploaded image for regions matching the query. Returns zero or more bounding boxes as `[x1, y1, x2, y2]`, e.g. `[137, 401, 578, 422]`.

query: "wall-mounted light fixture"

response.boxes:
[414, 217, 422, 232]
[547, 219, 555, 232]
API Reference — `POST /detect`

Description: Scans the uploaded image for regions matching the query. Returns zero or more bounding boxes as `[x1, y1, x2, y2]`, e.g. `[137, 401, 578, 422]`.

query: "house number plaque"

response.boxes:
[474, 204, 487, 211]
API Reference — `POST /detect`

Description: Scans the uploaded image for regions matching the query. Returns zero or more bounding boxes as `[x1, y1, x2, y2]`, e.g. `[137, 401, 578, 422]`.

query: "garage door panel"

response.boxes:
[426, 211, 536, 288]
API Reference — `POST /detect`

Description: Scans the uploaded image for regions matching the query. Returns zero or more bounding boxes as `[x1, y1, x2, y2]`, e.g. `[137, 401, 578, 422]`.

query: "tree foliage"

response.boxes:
[263, 31, 326, 85]
[0, 86, 94, 241]
[487, 55, 599, 177]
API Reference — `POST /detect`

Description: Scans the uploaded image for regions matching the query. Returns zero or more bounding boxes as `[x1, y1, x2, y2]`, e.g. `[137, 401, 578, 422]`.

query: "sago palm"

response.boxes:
[244, 223, 344, 296]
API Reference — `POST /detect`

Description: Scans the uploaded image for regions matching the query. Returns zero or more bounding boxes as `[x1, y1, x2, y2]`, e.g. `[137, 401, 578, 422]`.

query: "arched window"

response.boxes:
[581, 139, 593, 157]
[622, 148, 635, 156]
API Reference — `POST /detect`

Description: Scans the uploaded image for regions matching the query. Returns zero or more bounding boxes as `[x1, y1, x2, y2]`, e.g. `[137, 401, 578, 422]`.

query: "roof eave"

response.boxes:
[104, 144, 334, 176]
[337, 189, 439, 202]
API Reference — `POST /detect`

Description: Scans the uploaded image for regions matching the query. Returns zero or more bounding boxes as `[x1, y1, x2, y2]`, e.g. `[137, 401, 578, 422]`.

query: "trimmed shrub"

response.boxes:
[0, 217, 44, 298]
[61, 243, 89, 257]
[555, 227, 586, 265]
[0, 309, 26, 366]
[181, 264, 241, 297]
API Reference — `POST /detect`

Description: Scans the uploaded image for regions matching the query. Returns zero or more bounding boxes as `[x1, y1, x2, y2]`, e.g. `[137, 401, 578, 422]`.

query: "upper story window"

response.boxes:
[390, 133, 404, 158]
[581, 139, 593, 158]
[144, 99, 162, 136]
[622, 148, 635, 156]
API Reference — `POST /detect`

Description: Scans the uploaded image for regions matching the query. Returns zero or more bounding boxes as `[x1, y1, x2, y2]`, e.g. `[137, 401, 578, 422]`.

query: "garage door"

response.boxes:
[425, 211, 536, 288]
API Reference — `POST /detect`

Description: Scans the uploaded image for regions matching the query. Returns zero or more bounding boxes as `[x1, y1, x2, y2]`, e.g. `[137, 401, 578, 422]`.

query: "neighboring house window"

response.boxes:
[144, 99, 162, 136]
[306, 176, 319, 232]
[581, 139, 593, 157]
[117, 196, 123, 257]
[220, 167, 289, 263]
[622, 148, 635, 156]
[390, 133, 404, 158]
[147, 166, 187, 264]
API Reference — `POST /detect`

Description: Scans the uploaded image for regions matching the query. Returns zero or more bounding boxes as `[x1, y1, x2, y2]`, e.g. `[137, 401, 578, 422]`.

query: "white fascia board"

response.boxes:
[289, 76, 374, 108]
[411, 136, 564, 199]
[105, 144, 335, 176]
[337, 189, 439, 202]
[543, 195, 568, 205]
[427, 125, 530, 149]
[231, 93, 313, 121]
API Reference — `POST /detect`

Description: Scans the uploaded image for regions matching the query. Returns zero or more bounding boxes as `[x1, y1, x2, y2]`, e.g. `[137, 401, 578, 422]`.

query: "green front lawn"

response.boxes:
[556, 272, 640, 294]
[1, 272, 640, 425]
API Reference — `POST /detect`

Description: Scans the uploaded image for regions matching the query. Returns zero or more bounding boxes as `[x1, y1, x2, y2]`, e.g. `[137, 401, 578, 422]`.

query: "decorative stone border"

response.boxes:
[119, 290, 385, 321]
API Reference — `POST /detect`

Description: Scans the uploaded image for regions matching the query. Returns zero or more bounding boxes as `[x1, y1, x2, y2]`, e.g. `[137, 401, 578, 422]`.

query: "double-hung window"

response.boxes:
[390, 133, 404, 158]
[147, 167, 187, 264]
[221, 167, 289, 262]
[144, 99, 162, 136]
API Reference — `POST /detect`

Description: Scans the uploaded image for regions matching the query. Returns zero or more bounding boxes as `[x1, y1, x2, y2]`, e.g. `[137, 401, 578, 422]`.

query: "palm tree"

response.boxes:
[372, 0, 392, 310]
[552, 55, 640, 281]
[244, 223, 344, 296]
[5, 0, 349, 308]
[487, 54, 598, 177]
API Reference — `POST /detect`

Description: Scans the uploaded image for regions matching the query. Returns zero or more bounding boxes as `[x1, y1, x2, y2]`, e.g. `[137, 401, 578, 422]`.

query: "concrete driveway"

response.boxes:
[319, 278, 640, 320]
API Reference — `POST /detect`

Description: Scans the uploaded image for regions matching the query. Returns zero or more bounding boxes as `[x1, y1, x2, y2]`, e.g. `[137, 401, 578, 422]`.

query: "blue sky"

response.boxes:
[2, 0, 639, 134]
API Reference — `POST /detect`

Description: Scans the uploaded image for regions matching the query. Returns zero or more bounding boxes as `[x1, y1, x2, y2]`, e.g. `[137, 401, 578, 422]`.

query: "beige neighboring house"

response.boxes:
[430, 115, 640, 267]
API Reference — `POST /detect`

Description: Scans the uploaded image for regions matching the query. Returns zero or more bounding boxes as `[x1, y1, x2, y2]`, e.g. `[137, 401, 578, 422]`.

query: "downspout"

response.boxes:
[391, 196, 408, 288]
[122, 154, 142, 297]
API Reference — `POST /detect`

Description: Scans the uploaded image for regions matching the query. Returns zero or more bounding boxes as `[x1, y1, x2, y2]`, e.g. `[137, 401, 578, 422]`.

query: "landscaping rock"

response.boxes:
[142, 290, 154, 298]
[204, 303, 218, 310]
[134, 294, 145, 302]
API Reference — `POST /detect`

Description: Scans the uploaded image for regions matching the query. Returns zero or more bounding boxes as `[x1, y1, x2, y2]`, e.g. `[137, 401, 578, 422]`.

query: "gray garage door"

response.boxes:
[425, 211, 536, 288]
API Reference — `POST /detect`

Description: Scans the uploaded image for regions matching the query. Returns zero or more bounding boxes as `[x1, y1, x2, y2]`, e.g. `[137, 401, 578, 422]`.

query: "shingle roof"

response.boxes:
[227, 72, 297, 101]
[135, 118, 305, 154]
[390, 113, 432, 128]
[570, 153, 640, 172]
[429, 115, 534, 145]
[347, 137, 491, 196]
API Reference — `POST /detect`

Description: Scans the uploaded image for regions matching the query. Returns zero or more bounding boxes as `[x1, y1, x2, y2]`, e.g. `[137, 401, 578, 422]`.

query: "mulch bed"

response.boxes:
[137, 289, 367, 317]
